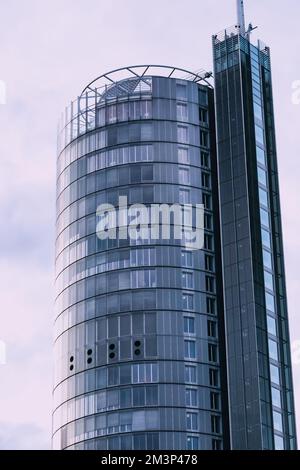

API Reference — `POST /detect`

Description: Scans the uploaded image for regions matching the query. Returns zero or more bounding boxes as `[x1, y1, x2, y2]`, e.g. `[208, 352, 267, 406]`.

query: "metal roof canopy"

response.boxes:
[80, 64, 213, 97]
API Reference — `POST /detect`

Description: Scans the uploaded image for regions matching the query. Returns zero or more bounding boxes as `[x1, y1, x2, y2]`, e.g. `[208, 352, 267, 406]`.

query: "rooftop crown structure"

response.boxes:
[236, 0, 246, 35]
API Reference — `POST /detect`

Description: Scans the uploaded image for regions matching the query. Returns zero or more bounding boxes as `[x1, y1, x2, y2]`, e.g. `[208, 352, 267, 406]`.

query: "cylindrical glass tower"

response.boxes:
[53, 66, 225, 450]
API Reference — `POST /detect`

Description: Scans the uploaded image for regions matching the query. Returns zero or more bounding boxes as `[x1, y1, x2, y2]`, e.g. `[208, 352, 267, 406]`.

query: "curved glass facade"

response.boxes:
[53, 69, 225, 450]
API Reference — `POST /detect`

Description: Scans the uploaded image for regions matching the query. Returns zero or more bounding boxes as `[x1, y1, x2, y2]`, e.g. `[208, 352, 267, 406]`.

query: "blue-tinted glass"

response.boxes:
[182, 293, 194, 310]
[268, 339, 278, 361]
[258, 167, 267, 186]
[178, 125, 188, 143]
[253, 90, 262, 102]
[270, 364, 280, 385]
[256, 146, 266, 165]
[260, 208, 270, 228]
[266, 292, 276, 313]
[274, 435, 284, 450]
[264, 271, 274, 291]
[272, 387, 281, 408]
[177, 103, 188, 120]
[267, 315, 277, 336]
[185, 365, 196, 383]
[186, 412, 198, 431]
[263, 250, 272, 269]
[273, 411, 283, 433]
[58, 65, 300, 450]
[185, 340, 196, 358]
[199, 89, 208, 106]
[255, 125, 265, 146]
[252, 66, 260, 78]
[252, 77, 261, 90]
[185, 388, 197, 407]
[178, 146, 189, 163]
[187, 436, 199, 450]
[184, 317, 195, 334]
[254, 102, 263, 121]
[177, 83, 187, 100]
[181, 250, 193, 267]
[250, 44, 259, 57]
[261, 229, 271, 249]
[120, 388, 131, 408]
[259, 188, 268, 207]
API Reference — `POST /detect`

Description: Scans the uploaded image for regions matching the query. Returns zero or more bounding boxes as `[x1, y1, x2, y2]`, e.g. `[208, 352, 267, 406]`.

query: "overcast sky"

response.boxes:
[0, 0, 299, 449]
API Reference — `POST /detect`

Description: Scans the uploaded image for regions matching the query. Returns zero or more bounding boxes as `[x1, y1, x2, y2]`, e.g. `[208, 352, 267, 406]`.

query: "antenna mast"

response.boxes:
[236, 0, 246, 35]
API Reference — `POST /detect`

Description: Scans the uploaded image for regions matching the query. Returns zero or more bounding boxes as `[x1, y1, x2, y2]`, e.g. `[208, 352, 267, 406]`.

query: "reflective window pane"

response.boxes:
[271, 387, 281, 409]
[255, 124, 265, 146]
[260, 208, 270, 228]
[184, 317, 195, 334]
[263, 250, 272, 270]
[254, 102, 263, 121]
[259, 188, 268, 207]
[264, 271, 274, 292]
[274, 435, 284, 450]
[256, 146, 266, 165]
[187, 436, 199, 450]
[273, 411, 283, 433]
[258, 167, 267, 186]
[266, 292, 276, 313]
[270, 364, 280, 385]
[268, 339, 278, 361]
[261, 229, 271, 249]
[267, 316, 277, 336]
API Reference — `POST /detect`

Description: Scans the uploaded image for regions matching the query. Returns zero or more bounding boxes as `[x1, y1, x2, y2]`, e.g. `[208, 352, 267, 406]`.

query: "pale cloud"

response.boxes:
[0, 0, 299, 448]
[0, 422, 49, 450]
[0, 261, 53, 449]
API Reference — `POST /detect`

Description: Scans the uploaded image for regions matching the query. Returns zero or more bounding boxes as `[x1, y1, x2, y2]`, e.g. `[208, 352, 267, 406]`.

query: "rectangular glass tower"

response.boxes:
[213, 26, 297, 450]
